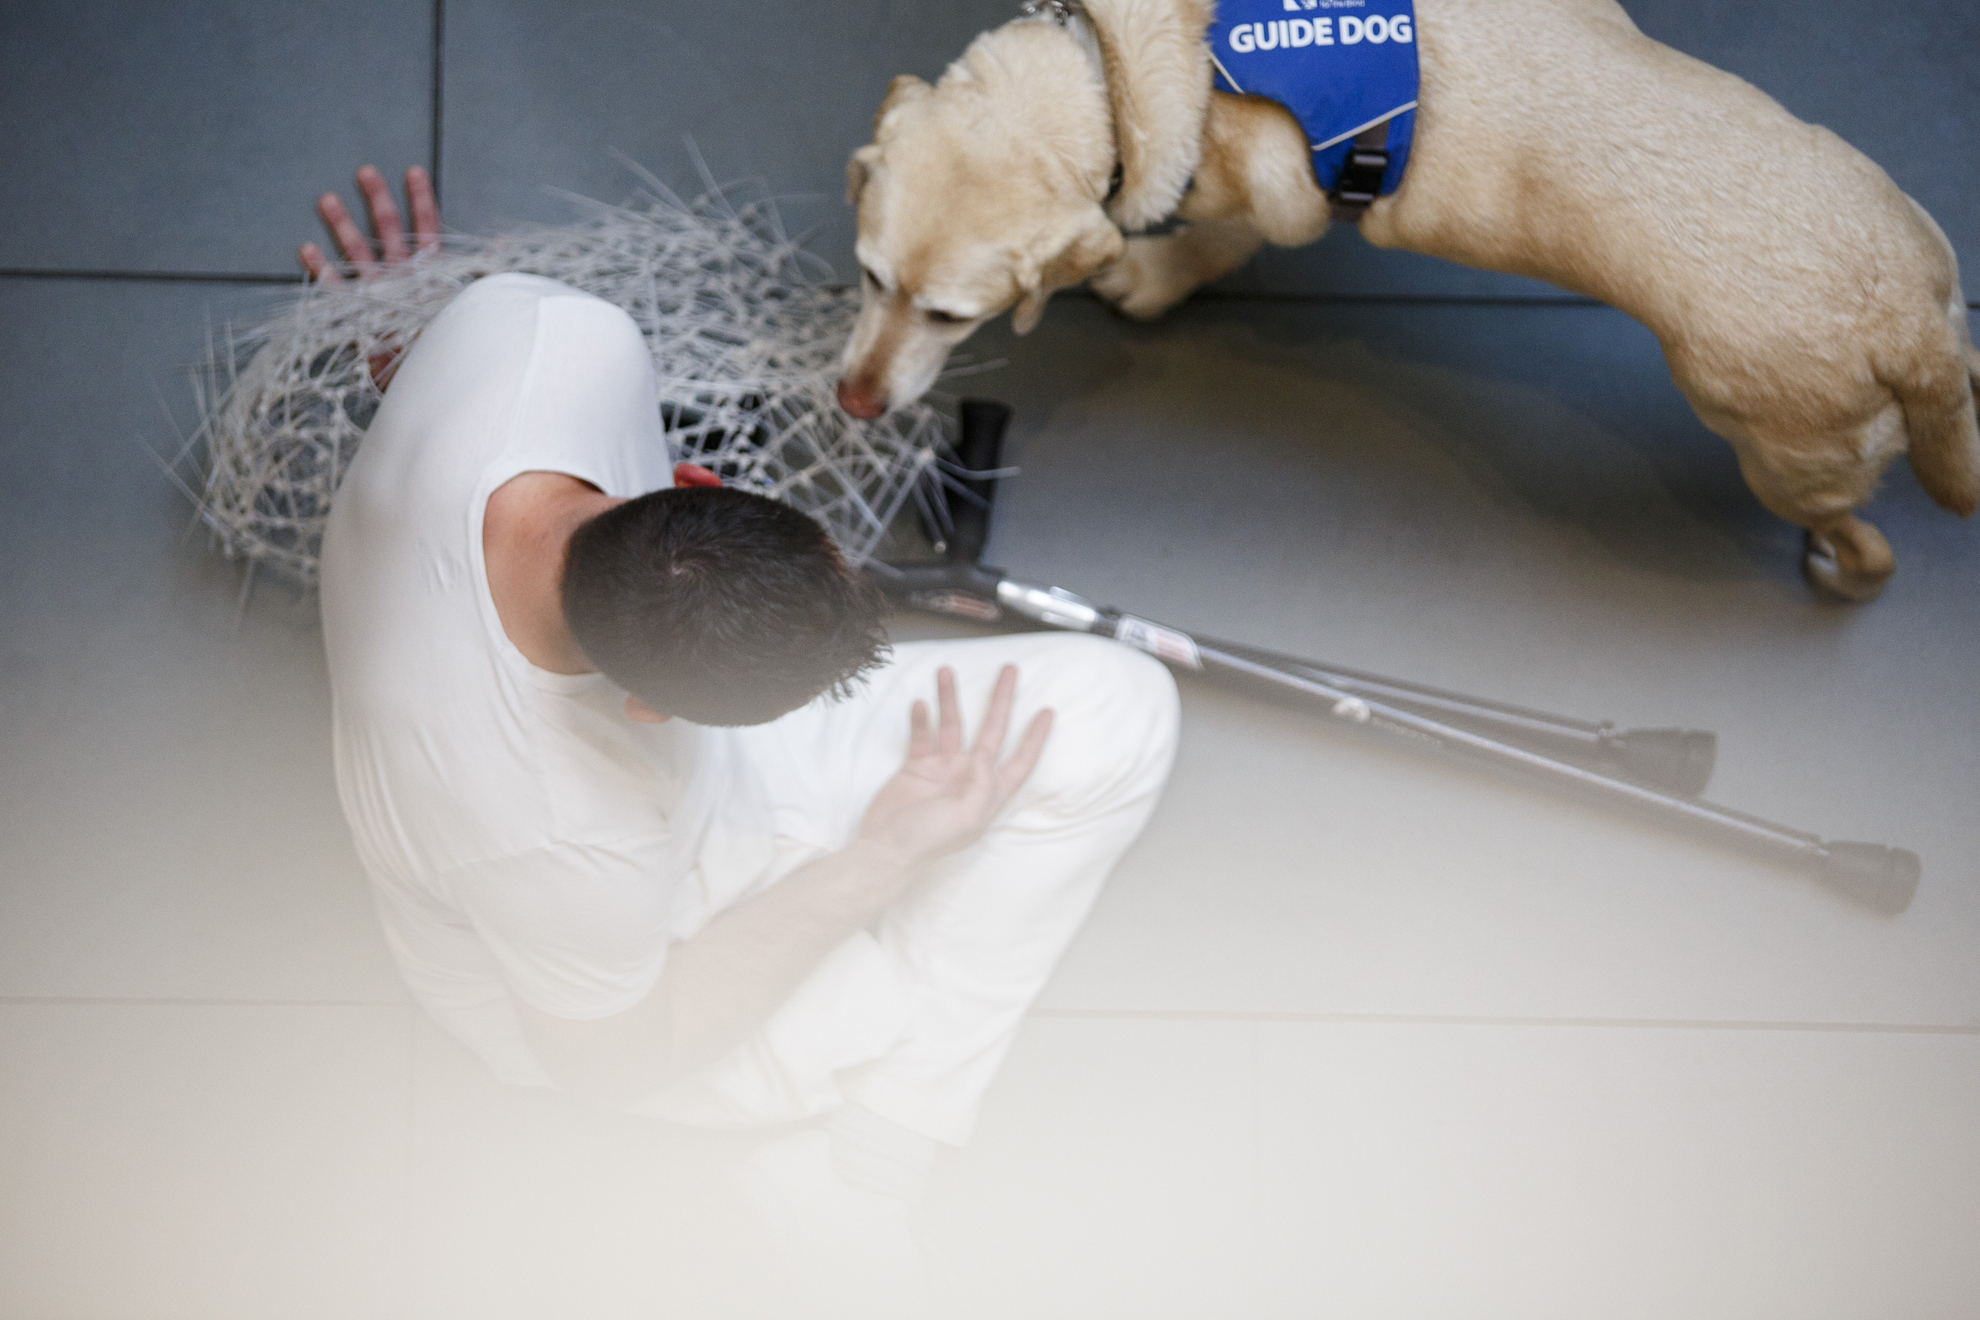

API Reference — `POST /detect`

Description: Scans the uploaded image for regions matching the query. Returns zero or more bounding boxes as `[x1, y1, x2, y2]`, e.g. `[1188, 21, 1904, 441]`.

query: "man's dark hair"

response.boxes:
[561, 487, 890, 726]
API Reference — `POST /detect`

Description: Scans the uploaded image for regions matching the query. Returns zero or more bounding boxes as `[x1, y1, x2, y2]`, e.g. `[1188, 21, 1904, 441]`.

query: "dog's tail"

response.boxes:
[1890, 322, 1980, 518]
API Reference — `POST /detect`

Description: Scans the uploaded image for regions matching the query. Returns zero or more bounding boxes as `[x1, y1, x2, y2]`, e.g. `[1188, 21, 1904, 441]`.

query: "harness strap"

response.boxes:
[1327, 122, 1393, 226]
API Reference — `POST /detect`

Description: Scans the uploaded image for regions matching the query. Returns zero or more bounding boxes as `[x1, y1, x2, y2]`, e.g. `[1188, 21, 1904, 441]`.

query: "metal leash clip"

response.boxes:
[1017, 0, 1089, 28]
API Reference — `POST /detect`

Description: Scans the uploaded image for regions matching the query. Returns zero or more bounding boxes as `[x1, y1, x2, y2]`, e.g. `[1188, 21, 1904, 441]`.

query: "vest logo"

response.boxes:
[1209, 0, 1419, 195]
[1228, 13, 1412, 52]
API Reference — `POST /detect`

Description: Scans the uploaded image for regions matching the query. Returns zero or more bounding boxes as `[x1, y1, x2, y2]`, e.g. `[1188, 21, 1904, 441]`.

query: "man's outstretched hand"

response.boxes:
[524, 666, 1053, 1102]
[857, 665, 1053, 873]
[299, 164, 440, 282]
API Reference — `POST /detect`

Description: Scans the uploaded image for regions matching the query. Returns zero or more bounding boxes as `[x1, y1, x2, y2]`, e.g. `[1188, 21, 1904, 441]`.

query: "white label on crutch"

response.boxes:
[1113, 616, 1205, 670]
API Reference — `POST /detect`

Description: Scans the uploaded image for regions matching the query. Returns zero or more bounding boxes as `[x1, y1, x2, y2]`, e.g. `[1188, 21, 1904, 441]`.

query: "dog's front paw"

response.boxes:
[1090, 235, 1199, 321]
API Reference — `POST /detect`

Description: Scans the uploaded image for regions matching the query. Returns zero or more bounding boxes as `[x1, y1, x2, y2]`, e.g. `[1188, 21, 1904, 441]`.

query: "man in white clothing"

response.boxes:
[311, 167, 1179, 1304]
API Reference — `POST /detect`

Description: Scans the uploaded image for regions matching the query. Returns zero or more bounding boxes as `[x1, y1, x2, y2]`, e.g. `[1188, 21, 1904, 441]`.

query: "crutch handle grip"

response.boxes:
[1607, 728, 1717, 797]
[945, 399, 1012, 565]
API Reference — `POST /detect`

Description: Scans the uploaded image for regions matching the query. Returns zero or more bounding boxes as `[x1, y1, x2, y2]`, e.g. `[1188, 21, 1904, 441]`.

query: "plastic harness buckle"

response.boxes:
[1328, 125, 1391, 224]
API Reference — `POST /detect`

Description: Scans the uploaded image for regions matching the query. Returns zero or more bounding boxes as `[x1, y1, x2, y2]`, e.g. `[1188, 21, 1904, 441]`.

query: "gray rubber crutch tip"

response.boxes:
[1612, 728, 1717, 796]
[1815, 842, 1922, 915]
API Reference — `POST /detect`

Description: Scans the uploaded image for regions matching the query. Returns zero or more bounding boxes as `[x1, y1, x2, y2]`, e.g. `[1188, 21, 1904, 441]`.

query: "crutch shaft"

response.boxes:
[981, 573, 1919, 913]
[1205, 641, 1715, 794]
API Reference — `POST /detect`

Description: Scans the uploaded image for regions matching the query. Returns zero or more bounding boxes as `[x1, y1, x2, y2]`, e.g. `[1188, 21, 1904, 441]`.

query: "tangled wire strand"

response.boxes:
[176, 171, 962, 588]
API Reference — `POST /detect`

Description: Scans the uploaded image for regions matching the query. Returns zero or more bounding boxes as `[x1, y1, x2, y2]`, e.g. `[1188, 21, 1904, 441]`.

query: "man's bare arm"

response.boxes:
[517, 665, 1053, 1104]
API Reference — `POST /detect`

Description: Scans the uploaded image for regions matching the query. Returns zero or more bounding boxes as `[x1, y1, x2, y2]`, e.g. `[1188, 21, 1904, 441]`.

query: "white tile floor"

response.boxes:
[3, 3, 1977, 1315]
[1252, 1023, 1980, 1320]
[0, 1004, 415, 1320]
[927, 1017, 1264, 1319]
[402, 1020, 770, 1320]
[5, 281, 1978, 1320]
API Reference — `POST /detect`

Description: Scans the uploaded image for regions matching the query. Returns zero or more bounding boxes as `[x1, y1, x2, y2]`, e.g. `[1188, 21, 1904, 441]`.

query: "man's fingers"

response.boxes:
[405, 166, 441, 253]
[935, 667, 963, 758]
[317, 193, 375, 272]
[297, 242, 342, 283]
[907, 699, 932, 760]
[357, 166, 410, 263]
[995, 708, 1054, 802]
[972, 665, 1019, 766]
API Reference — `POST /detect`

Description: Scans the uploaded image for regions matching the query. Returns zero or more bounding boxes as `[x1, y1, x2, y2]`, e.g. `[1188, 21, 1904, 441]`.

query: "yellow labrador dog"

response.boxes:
[836, 0, 1979, 599]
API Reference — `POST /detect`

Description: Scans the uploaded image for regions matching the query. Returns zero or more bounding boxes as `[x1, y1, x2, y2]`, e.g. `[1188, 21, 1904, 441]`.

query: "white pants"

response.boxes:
[634, 632, 1180, 1145]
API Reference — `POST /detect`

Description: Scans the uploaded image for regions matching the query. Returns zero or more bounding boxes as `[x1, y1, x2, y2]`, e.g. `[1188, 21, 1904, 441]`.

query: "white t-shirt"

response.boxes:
[320, 274, 778, 1084]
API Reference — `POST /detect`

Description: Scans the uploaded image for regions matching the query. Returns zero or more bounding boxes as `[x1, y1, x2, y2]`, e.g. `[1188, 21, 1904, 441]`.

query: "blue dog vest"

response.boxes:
[1206, 0, 1419, 207]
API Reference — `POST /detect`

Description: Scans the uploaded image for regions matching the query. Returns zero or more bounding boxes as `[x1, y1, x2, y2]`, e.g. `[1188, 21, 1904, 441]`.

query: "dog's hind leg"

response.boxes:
[1800, 517, 1897, 603]
[1716, 416, 1906, 601]
[1878, 298, 1980, 520]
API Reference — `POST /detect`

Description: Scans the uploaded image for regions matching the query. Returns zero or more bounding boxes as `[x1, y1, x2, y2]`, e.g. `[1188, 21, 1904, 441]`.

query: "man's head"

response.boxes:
[561, 486, 889, 727]
[835, 26, 1125, 420]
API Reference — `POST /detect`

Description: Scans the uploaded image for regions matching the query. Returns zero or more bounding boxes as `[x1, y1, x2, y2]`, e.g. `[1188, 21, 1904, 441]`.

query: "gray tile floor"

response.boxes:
[2, 3, 1976, 1317]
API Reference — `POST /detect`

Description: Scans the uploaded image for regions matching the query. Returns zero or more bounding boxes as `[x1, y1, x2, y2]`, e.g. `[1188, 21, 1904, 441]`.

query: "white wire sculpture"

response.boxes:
[178, 168, 966, 588]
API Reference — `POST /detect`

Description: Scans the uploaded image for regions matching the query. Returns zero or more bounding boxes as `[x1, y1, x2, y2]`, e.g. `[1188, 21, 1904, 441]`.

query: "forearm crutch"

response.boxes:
[870, 401, 1921, 914]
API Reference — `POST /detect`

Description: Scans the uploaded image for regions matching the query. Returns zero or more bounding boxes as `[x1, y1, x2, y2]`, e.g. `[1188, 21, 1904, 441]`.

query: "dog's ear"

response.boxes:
[1012, 208, 1127, 335]
[849, 75, 930, 205]
[874, 74, 930, 137]
[846, 145, 882, 206]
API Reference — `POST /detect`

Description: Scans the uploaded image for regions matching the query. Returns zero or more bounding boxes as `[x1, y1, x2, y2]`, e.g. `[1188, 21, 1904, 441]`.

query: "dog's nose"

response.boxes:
[835, 377, 887, 420]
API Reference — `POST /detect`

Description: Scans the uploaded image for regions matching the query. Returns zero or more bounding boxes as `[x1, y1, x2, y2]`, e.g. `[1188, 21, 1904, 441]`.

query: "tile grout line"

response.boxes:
[0, 268, 299, 285]
[397, 1001, 420, 1307]
[1248, 1016, 1264, 1308]
[4, 997, 1975, 1034]
[1032, 1008, 1980, 1035]
[430, 0, 446, 203]
[1122, 289, 1606, 308]
[3, 267, 1972, 313]
[0, 269, 1585, 302]
[0, 996, 410, 1008]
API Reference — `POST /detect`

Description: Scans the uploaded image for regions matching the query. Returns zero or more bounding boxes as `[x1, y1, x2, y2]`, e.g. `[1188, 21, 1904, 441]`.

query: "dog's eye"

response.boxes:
[926, 309, 968, 325]
[861, 266, 884, 291]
